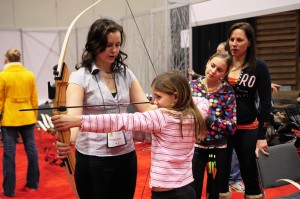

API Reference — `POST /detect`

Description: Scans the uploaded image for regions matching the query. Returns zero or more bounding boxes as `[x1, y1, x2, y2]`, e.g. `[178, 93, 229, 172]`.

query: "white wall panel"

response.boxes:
[0, 0, 15, 27]
[0, 30, 22, 61]
[190, 0, 300, 27]
[13, 0, 57, 28]
[22, 30, 61, 104]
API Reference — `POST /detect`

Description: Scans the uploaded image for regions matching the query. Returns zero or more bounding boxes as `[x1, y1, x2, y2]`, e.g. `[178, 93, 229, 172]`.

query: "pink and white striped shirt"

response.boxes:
[80, 98, 209, 189]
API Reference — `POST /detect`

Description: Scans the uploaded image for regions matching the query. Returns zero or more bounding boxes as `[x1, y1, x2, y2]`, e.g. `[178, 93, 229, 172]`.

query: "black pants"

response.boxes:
[192, 147, 229, 199]
[75, 150, 137, 199]
[151, 183, 195, 199]
[226, 129, 263, 195]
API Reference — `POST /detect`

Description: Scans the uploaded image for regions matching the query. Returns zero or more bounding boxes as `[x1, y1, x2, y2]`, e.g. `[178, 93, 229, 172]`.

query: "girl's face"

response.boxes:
[96, 31, 121, 68]
[205, 57, 228, 82]
[151, 88, 177, 109]
[228, 28, 250, 59]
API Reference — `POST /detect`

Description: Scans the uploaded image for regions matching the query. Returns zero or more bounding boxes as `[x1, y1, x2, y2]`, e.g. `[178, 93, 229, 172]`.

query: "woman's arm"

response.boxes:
[256, 60, 271, 157]
[130, 79, 157, 112]
[66, 83, 84, 143]
[55, 83, 84, 158]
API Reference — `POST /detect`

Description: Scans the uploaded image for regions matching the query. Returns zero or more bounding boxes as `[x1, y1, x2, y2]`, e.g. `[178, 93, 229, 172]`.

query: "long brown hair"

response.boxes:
[151, 70, 206, 140]
[79, 18, 128, 74]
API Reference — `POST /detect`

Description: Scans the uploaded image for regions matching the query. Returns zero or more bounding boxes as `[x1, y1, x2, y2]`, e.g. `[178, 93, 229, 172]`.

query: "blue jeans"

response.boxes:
[229, 149, 242, 184]
[2, 124, 39, 196]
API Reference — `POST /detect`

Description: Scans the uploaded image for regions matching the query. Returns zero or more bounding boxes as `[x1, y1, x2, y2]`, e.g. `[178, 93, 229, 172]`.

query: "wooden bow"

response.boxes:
[53, 1, 102, 198]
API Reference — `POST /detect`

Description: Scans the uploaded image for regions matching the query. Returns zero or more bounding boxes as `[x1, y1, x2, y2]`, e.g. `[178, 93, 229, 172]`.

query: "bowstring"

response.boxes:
[125, 0, 157, 76]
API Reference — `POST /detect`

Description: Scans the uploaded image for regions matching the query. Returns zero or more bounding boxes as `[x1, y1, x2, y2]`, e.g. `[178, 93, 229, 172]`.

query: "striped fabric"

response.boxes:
[81, 99, 209, 189]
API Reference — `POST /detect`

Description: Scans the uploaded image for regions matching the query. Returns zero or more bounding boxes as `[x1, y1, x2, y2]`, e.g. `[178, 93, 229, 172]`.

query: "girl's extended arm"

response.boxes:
[52, 110, 164, 133]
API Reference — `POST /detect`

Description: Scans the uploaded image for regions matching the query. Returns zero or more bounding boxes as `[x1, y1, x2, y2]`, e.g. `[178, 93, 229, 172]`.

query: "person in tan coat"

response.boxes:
[0, 48, 39, 197]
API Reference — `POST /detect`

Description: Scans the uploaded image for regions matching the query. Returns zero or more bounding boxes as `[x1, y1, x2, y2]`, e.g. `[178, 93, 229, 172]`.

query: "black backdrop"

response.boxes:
[192, 18, 255, 75]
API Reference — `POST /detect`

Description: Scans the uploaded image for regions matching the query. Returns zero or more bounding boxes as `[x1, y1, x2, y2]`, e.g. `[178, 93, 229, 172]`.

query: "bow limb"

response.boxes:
[52, 63, 79, 199]
[56, 0, 102, 76]
[53, 1, 102, 198]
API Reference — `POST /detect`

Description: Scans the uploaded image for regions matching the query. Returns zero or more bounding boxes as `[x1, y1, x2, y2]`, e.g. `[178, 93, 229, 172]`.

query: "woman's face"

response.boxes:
[205, 57, 228, 82]
[228, 28, 250, 59]
[96, 31, 121, 68]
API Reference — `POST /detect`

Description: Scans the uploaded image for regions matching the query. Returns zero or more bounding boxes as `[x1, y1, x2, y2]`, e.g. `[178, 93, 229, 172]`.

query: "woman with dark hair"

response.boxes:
[56, 18, 155, 199]
[224, 22, 272, 199]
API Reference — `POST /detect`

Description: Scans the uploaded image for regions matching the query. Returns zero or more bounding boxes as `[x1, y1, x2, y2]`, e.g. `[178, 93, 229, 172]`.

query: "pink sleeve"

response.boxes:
[192, 97, 209, 119]
[80, 110, 164, 133]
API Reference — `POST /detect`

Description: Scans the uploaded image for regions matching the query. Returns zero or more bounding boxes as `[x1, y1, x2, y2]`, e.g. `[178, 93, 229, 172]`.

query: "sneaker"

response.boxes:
[230, 181, 245, 192]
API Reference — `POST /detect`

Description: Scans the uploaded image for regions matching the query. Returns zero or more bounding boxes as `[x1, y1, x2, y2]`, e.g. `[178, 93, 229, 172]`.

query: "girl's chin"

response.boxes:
[206, 77, 218, 82]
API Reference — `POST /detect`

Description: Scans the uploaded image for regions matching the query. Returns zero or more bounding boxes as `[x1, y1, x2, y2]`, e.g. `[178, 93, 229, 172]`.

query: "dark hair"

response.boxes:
[5, 48, 21, 62]
[79, 18, 128, 74]
[151, 70, 206, 140]
[226, 22, 256, 71]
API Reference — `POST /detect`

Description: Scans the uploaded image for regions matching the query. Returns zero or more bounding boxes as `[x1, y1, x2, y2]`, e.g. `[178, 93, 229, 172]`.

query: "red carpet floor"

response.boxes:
[0, 129, 299, 199]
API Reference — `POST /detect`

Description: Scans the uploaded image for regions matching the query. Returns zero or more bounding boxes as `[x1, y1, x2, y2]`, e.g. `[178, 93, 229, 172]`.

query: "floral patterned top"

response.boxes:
[190, 76, 237, 147]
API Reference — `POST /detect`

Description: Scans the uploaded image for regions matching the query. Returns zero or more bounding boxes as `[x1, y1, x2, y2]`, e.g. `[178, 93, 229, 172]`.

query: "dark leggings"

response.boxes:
[75, 150, 137, 199]
[151, 183, 195, 199]
[227, 129, 263, 195]
[192, 147, 229, 199]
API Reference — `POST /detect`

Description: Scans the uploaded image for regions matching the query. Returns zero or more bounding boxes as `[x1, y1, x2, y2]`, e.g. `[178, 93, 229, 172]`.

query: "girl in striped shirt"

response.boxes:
[52, 70, 209, 199]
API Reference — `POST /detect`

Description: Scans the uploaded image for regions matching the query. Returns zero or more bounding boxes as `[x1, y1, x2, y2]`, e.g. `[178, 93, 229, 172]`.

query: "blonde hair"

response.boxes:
[5, 48, 21, 62]
[151, 70, 206, 140]
[208, 52, 233, 73]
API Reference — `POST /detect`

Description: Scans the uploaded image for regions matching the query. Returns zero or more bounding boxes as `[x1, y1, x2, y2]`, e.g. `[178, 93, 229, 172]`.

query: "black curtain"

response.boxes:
[192, 18, 255, 75]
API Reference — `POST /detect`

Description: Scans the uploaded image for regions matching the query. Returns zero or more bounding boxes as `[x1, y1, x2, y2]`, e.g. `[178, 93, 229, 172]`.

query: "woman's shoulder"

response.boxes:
[69, 67, 91, 85]
[115, 67, 137, 82]
[254, 59, 270, 75]
[70, 67, 88, 75]
[255, 59, 269, 69]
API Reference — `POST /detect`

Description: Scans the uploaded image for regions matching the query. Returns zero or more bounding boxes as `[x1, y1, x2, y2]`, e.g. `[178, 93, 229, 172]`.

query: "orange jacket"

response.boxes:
[0, 62, 38, 126]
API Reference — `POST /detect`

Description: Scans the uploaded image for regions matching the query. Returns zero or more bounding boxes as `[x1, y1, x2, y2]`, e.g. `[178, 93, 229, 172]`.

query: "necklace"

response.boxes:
[94, 72, 121, 114]
[207, 83, 221, 93]
[203, 78, 221, 93]
[231, 64, 243, 72]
